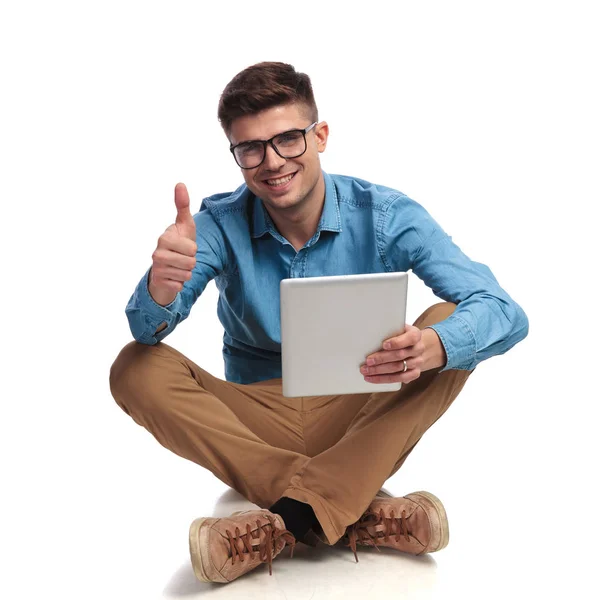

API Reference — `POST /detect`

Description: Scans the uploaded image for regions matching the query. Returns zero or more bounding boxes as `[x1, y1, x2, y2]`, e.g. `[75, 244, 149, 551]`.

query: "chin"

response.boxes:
[265, 193, 305, 210]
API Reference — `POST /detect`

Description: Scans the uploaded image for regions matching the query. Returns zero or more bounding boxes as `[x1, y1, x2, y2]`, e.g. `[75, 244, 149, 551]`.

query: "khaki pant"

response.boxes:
[109, 302, 474, 545]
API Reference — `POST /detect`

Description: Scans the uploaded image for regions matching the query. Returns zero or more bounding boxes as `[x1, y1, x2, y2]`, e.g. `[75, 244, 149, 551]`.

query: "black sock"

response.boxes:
[269, 497, 318, 541]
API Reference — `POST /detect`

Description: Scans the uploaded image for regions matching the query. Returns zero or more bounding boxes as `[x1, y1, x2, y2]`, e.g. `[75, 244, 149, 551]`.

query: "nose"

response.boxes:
[262, 142, 286, 171]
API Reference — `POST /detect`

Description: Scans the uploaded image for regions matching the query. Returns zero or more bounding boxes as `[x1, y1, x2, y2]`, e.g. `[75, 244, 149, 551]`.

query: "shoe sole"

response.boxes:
[376, 488, 394, 499]
[188, 517, 212, 583]
[407, 491, 450, 553]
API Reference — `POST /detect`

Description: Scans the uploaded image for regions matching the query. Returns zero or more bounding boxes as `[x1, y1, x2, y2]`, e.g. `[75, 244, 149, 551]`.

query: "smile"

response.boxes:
[265, 172, 296, 187]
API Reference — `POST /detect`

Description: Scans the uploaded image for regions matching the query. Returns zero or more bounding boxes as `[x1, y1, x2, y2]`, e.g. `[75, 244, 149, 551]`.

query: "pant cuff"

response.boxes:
[280, 486, 345, 545]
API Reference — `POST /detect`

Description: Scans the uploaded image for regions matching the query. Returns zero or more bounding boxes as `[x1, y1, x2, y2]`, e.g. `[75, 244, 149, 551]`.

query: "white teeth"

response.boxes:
[266, 173, 294, 186]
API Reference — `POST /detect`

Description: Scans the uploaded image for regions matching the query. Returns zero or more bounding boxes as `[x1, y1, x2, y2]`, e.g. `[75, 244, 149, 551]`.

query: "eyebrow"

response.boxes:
[232, 126, 301, 147]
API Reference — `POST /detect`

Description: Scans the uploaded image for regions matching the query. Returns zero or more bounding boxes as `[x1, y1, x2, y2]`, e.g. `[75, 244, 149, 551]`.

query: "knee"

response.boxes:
[414, 302, 457, 329]
[431, 301, 457, 320]
[110, 341, 143, 391]
[109, 341, 159, 411]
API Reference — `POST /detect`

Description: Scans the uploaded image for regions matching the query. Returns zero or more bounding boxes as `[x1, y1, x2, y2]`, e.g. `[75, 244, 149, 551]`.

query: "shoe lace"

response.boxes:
[346, 508, 411, 563]
[225, 514, 296, 576]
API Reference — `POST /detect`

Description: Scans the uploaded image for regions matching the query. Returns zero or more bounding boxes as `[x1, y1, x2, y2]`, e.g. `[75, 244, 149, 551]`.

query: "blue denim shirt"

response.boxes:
[125, 171, 529, 384]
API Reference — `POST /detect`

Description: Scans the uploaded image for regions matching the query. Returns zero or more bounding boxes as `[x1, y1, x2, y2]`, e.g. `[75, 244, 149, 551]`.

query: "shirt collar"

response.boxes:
[251, 171, 342, 239]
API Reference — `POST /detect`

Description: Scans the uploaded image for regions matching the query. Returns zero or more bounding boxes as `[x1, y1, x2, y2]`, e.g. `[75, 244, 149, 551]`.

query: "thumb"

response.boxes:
[174, 182, 196, 240]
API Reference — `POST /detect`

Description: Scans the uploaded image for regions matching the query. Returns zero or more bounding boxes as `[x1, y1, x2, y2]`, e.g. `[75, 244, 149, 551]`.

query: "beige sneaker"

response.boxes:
[188, 509, 296, 583]
[299, 488, 394, 548]
[343, 491, 449, 562]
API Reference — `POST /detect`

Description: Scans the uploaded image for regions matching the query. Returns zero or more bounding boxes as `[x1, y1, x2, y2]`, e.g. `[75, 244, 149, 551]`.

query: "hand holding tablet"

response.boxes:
[361, 322, 426, 384]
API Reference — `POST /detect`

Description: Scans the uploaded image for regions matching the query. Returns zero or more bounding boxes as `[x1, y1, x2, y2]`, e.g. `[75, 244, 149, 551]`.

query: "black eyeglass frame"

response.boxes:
[229, 122, 318, 169]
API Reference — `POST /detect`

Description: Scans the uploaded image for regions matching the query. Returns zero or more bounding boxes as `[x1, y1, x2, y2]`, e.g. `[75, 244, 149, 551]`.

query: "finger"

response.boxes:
[383, 324, 420, 350]
[153, 248, 197, 270]
[174, 182, 191, 217]
[364, 369, 420, 385]
[363, 372, 406, 384]
[361, 360, 410, 376]
[366, 345, 415, 366]
[157, 278, 185, 292]
[155, 266, 193, 283]
[174, 182, 196, 240]
[175, 183, 191, 218]
[161, 229, 198, 256]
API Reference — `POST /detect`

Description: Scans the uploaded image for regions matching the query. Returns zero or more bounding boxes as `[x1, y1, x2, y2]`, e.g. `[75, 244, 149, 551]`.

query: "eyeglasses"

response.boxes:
[230, 122, 317, 169]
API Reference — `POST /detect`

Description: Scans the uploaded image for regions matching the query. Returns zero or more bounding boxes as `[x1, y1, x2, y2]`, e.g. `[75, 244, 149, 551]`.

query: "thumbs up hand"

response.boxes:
[149, 183, 198, 306]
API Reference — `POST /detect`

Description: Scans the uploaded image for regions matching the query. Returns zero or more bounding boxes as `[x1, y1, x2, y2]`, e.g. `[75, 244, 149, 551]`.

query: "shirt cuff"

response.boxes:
[137, 268, 181, 327]
[425, 313, 477, 371]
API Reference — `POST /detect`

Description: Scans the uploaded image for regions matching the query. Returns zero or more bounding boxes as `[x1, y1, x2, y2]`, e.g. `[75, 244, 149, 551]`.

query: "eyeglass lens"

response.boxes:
[234, 130, 306, 168]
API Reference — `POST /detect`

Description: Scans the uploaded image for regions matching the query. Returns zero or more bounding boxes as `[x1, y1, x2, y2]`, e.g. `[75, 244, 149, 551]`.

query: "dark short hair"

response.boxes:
[218, 62, 318, 137]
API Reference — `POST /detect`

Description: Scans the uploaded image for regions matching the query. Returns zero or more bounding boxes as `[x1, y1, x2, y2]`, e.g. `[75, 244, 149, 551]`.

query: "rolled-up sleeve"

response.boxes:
[382, 194, 529, 372]
[125, 208, 227, 345]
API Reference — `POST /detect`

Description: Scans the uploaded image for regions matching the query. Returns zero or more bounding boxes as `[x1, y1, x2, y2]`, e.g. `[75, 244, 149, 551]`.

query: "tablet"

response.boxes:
[280, 272, 409, 397]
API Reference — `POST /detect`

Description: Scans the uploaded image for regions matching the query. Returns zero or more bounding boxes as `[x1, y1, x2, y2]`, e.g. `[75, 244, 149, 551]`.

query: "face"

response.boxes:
[228, 103, 329, 214]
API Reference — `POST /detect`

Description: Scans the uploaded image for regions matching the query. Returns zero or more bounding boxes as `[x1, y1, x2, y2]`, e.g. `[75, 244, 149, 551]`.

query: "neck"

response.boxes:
[264, 174, 326, 251]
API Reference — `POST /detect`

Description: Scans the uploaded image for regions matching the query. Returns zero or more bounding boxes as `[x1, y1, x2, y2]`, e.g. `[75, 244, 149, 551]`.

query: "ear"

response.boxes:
[315, 121, 329, 153]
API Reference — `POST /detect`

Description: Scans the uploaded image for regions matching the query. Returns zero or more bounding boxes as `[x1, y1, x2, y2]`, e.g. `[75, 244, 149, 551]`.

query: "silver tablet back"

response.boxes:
[280, 272, 409, 397]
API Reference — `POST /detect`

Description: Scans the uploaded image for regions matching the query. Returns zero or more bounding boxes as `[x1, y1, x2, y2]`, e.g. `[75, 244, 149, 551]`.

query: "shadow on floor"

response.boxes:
[164, 487, 439, 598]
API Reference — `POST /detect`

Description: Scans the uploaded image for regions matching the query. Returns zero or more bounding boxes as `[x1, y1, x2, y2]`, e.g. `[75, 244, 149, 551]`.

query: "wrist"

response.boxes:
[148, 272, 178, 307]
[421, 327, 447, 372]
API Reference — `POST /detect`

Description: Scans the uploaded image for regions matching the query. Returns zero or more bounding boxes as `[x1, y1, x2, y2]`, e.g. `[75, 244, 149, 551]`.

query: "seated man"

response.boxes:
[109, 61, 529, 584]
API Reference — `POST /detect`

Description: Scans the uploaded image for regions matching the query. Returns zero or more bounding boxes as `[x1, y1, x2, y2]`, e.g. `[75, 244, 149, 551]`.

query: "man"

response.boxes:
[109, 62, 529, 584]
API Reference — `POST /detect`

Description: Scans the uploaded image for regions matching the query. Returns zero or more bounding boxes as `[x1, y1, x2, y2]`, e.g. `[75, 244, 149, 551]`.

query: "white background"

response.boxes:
[1, 1, 598, 598]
